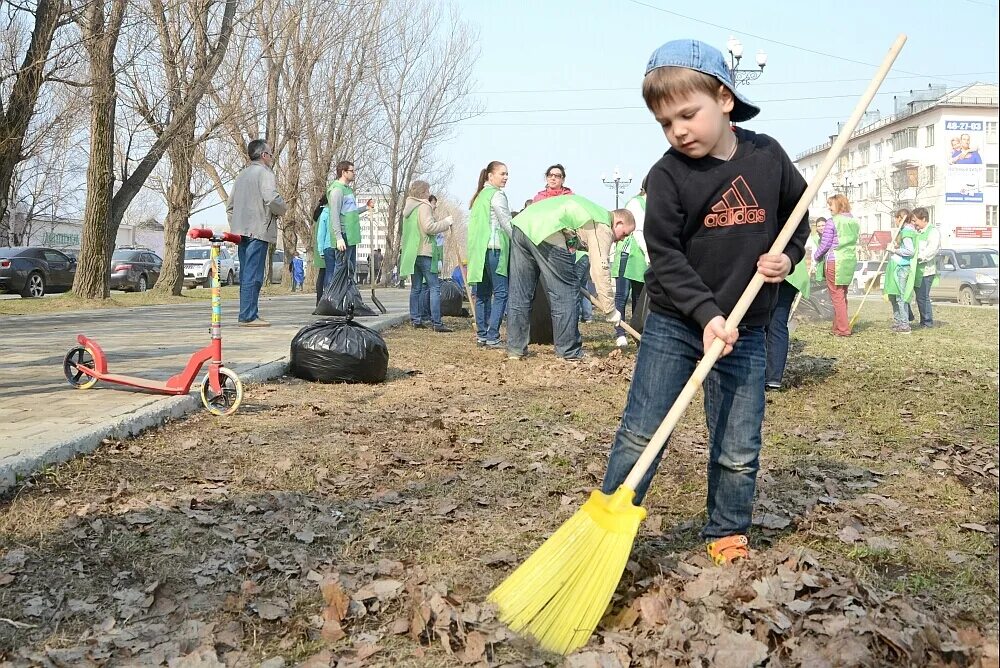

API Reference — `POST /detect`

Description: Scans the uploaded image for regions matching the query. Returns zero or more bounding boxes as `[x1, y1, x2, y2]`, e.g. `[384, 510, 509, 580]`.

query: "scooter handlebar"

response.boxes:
[188, 228, 242, 244]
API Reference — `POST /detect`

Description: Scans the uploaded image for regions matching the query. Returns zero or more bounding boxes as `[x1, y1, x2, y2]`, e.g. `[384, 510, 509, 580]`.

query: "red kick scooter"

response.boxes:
[62, 228, 244, 416]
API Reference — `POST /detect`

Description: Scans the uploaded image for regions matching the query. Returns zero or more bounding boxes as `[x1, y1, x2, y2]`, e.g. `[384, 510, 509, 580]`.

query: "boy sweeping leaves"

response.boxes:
[601, 39, 811, 565]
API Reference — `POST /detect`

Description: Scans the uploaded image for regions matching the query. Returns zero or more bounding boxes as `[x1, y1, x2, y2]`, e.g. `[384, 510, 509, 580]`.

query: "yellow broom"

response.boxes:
[488, 34, 907, 656]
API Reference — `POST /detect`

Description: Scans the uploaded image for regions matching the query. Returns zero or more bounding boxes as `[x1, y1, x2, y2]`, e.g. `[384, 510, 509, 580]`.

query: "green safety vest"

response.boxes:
[431, 234, 444, 275]
[399, 204, 434, 277]
[313, 207, 328, 270]
[883, 226, 920, 300]
[512, 194, 610, 245]
[467, 185, 509, 284]
[327, 181, 362, 246]
[785, 256, 811, 298]
[914, 223, 940, 286]
[831, 214, 860, 285]
[612, 235, 648, 283]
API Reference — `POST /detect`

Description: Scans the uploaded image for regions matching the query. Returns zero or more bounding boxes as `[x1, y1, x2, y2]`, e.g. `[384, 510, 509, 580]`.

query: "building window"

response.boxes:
[987, 121, 998, 145]
[874, 141, 882, 161]
[988, 205, 998, 227]
[924, 124, 935, 147]
[987, 164, 999, 185]
[892, 166, 918, 189]
[875, 178, 882, 198]
[891, 127, 918, 150]
[924, 165, 936, 185]
[858, 141, 870, 166]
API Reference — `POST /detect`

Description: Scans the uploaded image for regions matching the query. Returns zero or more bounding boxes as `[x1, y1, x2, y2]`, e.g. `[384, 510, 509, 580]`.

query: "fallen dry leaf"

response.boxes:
[353, 579, 403, 602]
[460, 630, 487, 664]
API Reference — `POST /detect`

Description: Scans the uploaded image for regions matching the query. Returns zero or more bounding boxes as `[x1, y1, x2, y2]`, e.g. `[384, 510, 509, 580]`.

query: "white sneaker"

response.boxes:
[615, 335, 628, 348]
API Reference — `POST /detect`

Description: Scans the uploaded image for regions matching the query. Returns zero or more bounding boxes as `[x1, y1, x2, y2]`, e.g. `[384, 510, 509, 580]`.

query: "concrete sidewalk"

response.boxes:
[0, 289, 410, 489]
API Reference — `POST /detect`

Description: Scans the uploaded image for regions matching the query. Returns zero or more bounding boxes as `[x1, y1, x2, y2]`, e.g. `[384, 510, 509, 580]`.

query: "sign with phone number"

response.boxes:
[954, 227, 992, 239]
[945, 120, 984, 132]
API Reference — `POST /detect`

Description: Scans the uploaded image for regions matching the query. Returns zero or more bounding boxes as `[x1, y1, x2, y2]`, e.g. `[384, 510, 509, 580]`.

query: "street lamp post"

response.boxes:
[725, 36, 767, 88]
[601, 167, 632, 209]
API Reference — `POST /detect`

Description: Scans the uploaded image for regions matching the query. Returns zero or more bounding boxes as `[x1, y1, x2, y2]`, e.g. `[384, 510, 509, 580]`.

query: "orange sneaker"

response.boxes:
[707, 535, 749, 565]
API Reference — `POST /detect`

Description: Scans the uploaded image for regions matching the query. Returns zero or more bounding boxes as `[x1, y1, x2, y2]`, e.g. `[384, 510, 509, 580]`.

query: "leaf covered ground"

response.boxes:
[1, 303, 997, 667]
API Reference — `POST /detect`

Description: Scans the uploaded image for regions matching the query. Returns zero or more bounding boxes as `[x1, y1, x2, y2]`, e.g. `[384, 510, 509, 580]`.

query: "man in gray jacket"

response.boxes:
[227, 139, 287, 326]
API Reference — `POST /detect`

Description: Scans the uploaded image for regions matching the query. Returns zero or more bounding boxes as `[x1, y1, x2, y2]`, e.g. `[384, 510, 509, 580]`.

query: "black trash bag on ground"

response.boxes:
[630, 288, 650, 335]
[529, 277, 554, 345]
[795, 278, 834, 322]
[314, 250, 378, 317]
[289, 314, 388, 384]
[439, 278, 468, 317]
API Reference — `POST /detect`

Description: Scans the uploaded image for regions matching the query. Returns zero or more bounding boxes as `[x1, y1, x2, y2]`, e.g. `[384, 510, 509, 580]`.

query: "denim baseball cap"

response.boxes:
[645, 39, 760, 122]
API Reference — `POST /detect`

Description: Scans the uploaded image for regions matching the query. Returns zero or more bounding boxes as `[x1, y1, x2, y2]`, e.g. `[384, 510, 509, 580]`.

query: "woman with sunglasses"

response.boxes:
[530, 164, 573, 204]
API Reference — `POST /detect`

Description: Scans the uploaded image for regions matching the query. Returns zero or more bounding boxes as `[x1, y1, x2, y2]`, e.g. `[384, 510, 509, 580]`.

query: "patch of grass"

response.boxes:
[1, 304, 997, 663]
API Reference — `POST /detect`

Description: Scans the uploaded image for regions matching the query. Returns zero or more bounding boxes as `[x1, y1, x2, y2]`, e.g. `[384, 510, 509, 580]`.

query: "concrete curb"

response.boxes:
[0, 314, 409, 490]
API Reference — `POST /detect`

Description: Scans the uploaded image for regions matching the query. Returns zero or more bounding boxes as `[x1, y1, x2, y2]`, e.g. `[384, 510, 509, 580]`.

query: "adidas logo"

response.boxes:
[704, 175, 767, 228]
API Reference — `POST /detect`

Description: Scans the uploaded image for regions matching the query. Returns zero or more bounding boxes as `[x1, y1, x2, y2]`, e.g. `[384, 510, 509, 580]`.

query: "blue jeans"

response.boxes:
[602, 310, 766, 539]
[474, 249, 508, 342]
[889, 265, 911, 326]
[322, 247, 337, 290]
[614, 275, 644, 338]
[765, 281, 798, 386]
[409, 256, 442, 327]
[914, 273, 933, 325]
[507, 227, 582, 359]
[237, 237, 269, 322]
[576, 255, 594, 321]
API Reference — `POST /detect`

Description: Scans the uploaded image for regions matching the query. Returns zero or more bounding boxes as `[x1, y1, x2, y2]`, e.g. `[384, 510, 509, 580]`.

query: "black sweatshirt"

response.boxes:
[643, 127, 810, 329]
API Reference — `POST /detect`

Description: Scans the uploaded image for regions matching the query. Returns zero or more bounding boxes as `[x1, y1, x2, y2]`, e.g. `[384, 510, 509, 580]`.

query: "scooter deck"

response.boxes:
[88, 372, 188, 395]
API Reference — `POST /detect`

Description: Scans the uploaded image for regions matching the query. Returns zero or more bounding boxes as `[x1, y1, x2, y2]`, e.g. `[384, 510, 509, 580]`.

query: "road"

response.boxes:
[0, 289, 410, 487]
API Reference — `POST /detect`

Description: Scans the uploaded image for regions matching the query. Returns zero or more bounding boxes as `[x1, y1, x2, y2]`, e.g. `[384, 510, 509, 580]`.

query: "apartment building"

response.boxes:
[795, 83, 998, 253]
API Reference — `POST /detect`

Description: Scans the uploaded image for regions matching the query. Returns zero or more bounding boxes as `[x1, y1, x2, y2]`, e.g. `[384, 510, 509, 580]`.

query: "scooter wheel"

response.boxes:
[63, 346, 98, 389]
[200, 367, 243, 416]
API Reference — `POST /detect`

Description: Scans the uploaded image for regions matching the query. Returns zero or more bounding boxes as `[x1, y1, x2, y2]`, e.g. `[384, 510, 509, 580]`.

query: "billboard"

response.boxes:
[944, 119, 985, 203]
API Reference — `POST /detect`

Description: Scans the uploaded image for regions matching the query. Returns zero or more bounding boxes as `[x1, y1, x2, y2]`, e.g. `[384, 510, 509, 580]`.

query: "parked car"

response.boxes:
[110, 247, 162, 292]
[850, 260, 885, 293]
[270, 249, 285, 284]
[930, 248, 999, 305]
[184, 244, 236, 288]
[0, 246, 77, 298]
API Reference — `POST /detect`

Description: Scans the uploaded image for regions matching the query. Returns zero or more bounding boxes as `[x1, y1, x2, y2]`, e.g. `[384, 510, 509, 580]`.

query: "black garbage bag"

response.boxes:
[529, 277, 554, 345]
[315, 250, 378, 317]
[796, 278, 834, 322]
[439, 279, 468, 317]
[289, 314, 388, 383]
[630, 288, 649, 334]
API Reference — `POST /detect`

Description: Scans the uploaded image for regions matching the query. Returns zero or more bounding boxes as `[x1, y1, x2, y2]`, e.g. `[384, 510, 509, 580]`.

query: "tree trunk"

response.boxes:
[0, 0, 63, 243]
[73, 34, 119, 299]
[154, 113, 197, 295]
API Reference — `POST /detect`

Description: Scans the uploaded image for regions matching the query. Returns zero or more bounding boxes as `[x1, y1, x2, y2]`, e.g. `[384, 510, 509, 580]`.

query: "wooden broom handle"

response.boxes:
[622, 34, 907, 493]
[579, 288, 642, 341]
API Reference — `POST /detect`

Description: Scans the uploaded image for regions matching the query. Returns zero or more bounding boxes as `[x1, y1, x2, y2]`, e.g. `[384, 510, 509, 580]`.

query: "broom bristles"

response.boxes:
[488, 487, 646, 655]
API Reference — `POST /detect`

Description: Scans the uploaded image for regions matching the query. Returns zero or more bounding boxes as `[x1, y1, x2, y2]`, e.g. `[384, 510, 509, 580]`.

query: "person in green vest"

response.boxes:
[311, 194, 329, 304]
[612, 191, 648, 347]
[467, 161, 512, 348]
[765, 257, 810, 390]
[506, 194, 635, 361]
[400, 180, 454, 332]
[911, 206, 941, 328]
[813, 194, 859, 336]
[883, 210, 919, 334]
[325, 159, 373, 287]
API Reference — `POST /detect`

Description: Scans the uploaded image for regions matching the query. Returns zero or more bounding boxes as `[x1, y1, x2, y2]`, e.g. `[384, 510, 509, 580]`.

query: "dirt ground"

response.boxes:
[1, 304, 998, 667]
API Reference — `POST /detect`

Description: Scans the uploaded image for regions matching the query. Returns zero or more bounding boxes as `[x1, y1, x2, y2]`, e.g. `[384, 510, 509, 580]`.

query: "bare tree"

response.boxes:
[0, 0, 66, 243]
[72, 0, 237, 299]
[369, 1, 481, 273]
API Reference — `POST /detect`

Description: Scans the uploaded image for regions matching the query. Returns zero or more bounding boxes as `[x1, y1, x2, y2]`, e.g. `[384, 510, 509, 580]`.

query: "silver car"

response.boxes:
[930, 248, 999, 305]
